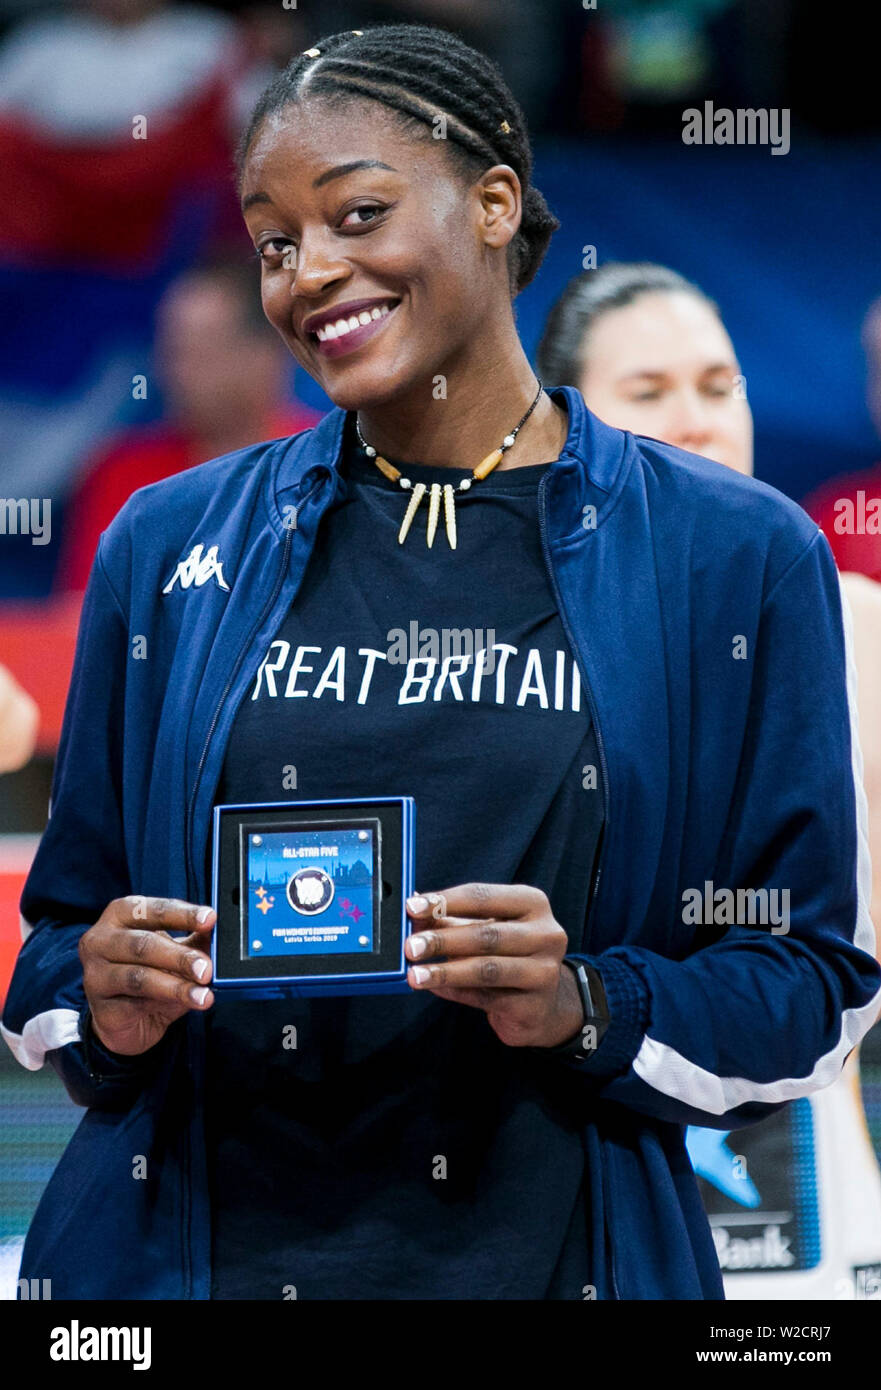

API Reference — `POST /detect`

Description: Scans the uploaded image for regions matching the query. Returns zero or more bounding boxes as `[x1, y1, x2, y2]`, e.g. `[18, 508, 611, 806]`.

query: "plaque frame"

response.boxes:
[211, 796, 416, 997]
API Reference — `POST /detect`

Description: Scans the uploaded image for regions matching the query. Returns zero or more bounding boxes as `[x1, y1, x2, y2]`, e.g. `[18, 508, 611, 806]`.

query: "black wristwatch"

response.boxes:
[541, 958, 611, 1063]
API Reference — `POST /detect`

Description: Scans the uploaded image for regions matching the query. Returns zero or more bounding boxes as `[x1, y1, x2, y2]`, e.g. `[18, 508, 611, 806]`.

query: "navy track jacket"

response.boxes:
[4, 384, 880, 1299]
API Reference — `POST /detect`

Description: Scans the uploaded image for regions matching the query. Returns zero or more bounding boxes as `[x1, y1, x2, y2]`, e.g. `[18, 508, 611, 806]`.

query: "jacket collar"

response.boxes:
[270, 383, 633, 540]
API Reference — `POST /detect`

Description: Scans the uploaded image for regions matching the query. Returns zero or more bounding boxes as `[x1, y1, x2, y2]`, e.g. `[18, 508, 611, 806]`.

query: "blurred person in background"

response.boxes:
[0, 0, 262, 542]
[539, 262, 753, 475]
[804, 295, 881, 584]
[538, 260, 881, 1300]
[0, 667, 38, 775]
[841, 570, 881, 940]
[55, 260, 322, 592]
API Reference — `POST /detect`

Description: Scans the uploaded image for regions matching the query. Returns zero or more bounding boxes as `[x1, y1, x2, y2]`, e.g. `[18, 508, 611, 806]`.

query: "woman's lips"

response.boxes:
[309, 299, 401, 360]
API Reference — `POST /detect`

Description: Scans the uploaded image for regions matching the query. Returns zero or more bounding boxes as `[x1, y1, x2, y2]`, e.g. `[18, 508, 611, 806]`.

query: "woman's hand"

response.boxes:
[404, 883, 584, 1048]
[78, 896, 216, 1056]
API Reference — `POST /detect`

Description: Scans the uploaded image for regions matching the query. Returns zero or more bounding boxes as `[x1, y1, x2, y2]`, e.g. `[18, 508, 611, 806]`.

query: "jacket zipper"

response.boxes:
[537, 471, 610, 940]
[184, 475, 327, 900]
[180, 469, 328, 1299]
[537, 469, 620, 1303]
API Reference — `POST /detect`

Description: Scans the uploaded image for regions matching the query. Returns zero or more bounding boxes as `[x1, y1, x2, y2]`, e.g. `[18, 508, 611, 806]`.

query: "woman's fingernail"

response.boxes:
[190, 986, 209, 1006]
[193, 958, 208, 981]
[410, 966, 430, 986]
[197, 907, 214, 924]
[407, 895, 429, 913]
[408, 935, 427, 958]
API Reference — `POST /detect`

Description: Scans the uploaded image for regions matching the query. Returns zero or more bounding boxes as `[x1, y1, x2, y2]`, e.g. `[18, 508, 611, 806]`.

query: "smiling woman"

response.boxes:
[235, 23, 564, 454]
[4, 21, 880, 1307]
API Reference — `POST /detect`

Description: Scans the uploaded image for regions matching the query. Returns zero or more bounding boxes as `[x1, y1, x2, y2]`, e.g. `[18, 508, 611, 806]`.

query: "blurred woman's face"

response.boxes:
[577, 290, 754, 476]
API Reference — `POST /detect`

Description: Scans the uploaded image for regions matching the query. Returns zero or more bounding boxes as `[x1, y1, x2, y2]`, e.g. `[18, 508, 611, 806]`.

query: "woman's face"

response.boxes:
[577, 290, 754, 476]
[240, 98, 517, 411]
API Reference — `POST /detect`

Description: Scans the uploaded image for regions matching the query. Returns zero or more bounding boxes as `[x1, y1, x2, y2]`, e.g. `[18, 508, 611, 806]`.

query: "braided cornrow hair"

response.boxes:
[236, 22, 560, 298]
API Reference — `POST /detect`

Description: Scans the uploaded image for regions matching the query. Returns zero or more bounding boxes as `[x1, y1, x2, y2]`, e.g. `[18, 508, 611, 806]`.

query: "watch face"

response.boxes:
[583, 964, 609, 1020]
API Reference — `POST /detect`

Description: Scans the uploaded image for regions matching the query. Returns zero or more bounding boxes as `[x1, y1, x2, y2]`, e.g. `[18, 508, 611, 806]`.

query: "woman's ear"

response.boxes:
[475, 164, 522, 252]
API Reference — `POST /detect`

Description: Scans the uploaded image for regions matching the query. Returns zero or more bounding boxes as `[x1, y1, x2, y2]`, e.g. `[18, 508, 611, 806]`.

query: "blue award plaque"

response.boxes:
[211, 796, 416, 997]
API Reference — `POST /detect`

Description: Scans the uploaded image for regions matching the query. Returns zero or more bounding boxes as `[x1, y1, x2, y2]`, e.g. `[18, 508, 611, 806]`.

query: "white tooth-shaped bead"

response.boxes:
[426, 482, 441, 548]
[398, 482, 426, 544]
[443, 484, 457, 549]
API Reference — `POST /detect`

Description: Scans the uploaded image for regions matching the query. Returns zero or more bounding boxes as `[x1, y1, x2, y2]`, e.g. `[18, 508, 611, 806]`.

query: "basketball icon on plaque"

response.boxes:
[211, 796, 415, 997]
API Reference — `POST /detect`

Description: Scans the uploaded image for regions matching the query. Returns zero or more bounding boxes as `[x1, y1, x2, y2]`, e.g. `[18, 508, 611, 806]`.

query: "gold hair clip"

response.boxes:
[499, 120, 511, 133]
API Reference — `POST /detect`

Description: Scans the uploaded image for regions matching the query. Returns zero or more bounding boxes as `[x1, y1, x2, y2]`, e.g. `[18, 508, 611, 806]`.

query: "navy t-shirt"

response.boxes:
[205, 413, 605, 1299]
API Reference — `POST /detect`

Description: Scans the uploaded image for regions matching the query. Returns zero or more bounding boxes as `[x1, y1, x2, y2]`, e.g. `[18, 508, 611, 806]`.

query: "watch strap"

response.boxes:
[540, 958, 610, 1063]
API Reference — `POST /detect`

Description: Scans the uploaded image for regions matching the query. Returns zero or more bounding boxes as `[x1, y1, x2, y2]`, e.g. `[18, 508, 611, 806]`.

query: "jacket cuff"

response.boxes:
[559, 951, 650, 1080]
[77, 1000, 160, 1082]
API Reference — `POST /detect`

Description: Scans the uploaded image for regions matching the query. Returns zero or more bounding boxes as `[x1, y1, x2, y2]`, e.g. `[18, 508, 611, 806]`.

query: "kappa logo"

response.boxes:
[162, 542, 230, 594]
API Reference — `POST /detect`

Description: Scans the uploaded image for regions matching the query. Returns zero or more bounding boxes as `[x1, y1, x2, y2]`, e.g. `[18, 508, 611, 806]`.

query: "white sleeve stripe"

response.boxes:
[632, 569, 881, 1115]
[0, 1009, 81, 1071]
[634, 993, 881, 1115]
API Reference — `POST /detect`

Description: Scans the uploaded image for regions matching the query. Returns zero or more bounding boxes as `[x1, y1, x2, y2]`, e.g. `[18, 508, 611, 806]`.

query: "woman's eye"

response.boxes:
[339, 204, 385, 229]
[256, 239, 296, 265]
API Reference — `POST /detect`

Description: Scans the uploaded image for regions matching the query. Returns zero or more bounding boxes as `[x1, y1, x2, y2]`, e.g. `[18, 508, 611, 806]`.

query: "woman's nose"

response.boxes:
[289, 233, 349, 296]
[665, 394, 715, 450]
